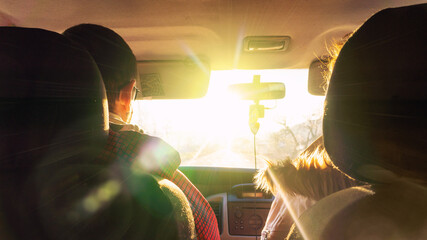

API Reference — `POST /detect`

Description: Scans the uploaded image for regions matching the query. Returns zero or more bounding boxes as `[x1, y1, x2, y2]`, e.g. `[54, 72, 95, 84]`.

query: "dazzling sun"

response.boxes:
[132, 69, 325, 168]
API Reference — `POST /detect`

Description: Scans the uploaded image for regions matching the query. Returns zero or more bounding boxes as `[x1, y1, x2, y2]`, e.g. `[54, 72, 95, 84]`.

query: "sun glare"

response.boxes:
[132, 69, 325, 168]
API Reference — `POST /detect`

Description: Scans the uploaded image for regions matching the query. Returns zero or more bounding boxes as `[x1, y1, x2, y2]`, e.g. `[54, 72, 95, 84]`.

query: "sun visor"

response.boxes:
[136, 58, 210, 99]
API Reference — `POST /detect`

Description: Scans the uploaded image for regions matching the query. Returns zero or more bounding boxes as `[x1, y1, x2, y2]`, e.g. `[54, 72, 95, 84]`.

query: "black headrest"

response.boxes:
[0, 26, 108, 169]
[323, 4, 427, 182]
[0, 27, 181, 240]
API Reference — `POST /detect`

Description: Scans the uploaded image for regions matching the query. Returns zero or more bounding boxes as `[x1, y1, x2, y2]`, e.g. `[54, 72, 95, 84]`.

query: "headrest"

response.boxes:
[323, 4, 427, 182]
[0, 27, 108, 169]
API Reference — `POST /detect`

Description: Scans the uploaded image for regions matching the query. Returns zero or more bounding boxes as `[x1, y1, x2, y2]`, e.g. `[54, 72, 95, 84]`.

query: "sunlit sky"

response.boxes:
[132, 69, 325, 168]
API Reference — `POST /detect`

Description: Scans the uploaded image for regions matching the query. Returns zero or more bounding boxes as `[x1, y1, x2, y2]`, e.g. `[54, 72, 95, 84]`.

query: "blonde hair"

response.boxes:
[255, 147, 358, 201]
[320, 32, 354, 90]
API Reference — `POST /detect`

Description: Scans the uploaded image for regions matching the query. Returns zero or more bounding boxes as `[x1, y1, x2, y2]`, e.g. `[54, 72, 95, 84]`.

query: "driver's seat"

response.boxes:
[0, 26, 182, 240]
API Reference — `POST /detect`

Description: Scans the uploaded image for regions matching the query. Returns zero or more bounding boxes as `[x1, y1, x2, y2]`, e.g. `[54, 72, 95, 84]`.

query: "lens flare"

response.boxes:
[267, 168, 310, 240]
[82, 180, 121, 213]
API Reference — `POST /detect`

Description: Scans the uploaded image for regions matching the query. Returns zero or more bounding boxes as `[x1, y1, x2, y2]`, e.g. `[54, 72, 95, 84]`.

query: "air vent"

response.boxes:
[243, 36, 291, 52]
[209, 201, 223, 234]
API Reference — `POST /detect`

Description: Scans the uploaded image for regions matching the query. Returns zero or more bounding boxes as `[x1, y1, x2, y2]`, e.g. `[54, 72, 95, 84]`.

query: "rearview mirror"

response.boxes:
[229, 75, 285, 135]
[308, 58, 329, 96]
[136, 58, 210, 99]
[228, 75, 285, 100]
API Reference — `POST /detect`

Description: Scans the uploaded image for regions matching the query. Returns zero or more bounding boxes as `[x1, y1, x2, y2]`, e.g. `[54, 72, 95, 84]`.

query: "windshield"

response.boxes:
[132, 69, 325, 169]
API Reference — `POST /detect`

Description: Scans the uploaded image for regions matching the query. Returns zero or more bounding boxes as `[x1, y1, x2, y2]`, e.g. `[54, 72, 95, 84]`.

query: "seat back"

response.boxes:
[0, 26, 183, 240]
[0, 26, 108, 169]
[288, 3, 427, 240]
[0, 26, 107, 239]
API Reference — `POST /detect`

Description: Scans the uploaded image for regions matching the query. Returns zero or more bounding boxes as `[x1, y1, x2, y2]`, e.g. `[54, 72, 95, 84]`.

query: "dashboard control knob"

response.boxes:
[234, 210, 243, 218]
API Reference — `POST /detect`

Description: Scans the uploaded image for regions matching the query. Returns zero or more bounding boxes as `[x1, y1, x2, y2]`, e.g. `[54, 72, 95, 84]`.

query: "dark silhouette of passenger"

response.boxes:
[287, 4, 427, 240]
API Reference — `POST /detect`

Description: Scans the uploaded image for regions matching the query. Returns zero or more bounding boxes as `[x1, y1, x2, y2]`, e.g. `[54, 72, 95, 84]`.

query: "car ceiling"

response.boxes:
[0, 0, 424, 70]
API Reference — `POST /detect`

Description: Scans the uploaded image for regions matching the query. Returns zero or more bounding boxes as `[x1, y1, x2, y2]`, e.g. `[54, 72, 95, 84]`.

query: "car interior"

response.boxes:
[0, 1, 426, 239]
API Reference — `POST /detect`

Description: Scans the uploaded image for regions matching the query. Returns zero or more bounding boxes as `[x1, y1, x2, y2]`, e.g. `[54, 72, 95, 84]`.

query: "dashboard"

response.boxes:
[207, 184, 274, 239]
[179, 166, 274, 239]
